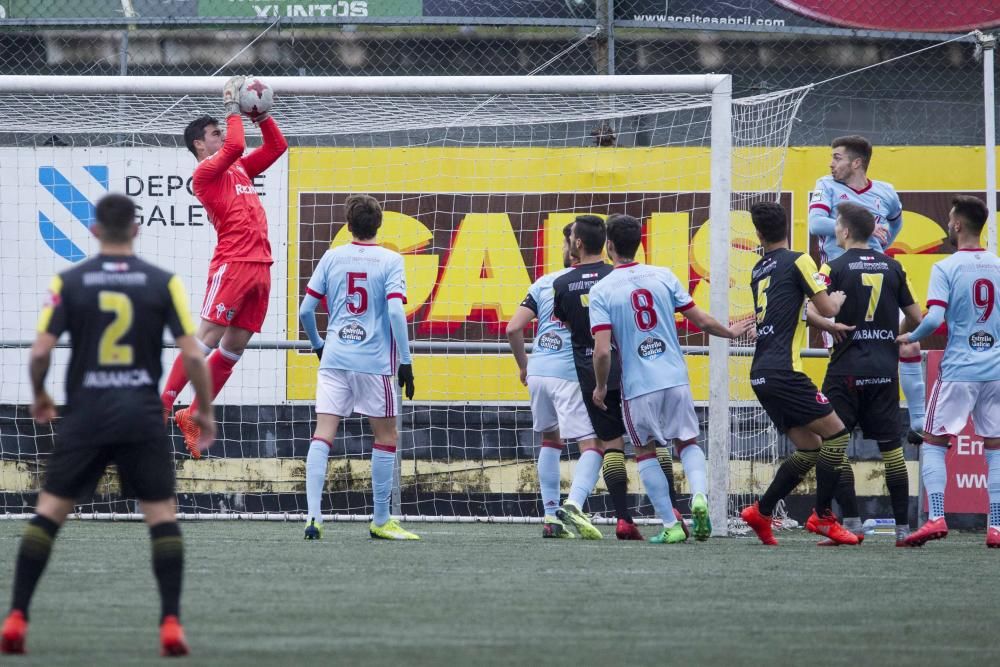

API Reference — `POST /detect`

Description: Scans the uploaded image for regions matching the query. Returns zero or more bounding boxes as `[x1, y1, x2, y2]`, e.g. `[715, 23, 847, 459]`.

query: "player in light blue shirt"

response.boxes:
[809, 135, 925, 440]
[297, 195, 418, 541]
[897, 195, 1000, 548]
[589, 214, 750, 540]
[506, 225, 599, 538]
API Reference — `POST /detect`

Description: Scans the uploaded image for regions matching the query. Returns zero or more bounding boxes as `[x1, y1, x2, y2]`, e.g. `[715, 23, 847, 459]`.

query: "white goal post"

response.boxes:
[0, 74, 808, 535]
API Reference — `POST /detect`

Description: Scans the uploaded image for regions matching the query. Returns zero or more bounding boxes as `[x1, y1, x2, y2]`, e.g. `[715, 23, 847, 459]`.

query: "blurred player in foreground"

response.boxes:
[1, 194, 215, 656]
[161, 75, 288, 457]
[588, 214, 750, 542]
[896, 196, 1000, 548]
[299, 195, 418, 541]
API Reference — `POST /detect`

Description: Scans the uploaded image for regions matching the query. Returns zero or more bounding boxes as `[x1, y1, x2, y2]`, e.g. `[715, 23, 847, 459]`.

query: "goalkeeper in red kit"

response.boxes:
[161, 76, 288, 457]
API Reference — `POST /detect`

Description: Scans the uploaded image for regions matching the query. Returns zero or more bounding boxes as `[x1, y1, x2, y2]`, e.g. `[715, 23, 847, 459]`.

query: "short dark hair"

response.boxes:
[951, 195, 989, 235]
[837, 202, 875, 242]
[572, 215, 606, 255]
[749, 201, 787, 244]
[606, 213, 642, 260]
[184, 115, 218, 156]
[94, 193, 136, 243]
[831, 135, 873, 170]
[562, 223, 572, 241]
[345, 194, 383, 240]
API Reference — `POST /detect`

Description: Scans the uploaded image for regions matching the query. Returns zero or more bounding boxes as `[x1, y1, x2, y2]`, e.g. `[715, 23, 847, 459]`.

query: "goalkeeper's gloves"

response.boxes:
[313, 343, 324, 362]
[222, 75, 245, 117]
[397, 363, 415, 400]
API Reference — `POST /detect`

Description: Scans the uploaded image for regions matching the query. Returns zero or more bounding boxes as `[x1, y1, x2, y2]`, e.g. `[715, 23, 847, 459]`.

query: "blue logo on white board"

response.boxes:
[37, 165, 108, 262]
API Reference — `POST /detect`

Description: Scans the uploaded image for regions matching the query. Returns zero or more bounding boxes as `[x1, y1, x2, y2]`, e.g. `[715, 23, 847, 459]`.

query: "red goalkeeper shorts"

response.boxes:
[200, 261, 271, 333]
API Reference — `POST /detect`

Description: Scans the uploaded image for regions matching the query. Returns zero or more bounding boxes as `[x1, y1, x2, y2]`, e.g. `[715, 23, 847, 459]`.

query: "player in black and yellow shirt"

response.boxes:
[739, 201, 858, 546]
[1, 195, 215, 658]
[807, 203, 923, 545]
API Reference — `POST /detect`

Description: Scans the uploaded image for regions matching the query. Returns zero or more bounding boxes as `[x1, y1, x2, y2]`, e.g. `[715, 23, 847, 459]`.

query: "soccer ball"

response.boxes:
[239, 77, 273, 118]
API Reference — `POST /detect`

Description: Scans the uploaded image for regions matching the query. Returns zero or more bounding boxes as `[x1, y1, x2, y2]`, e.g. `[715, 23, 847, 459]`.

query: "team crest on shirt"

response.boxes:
[226, 308, 236, 322]
[537, 332, 563, 351]
[815, 392, 829, 404]
[338, 321, 367, 344]
[637, 337, 666, 359]
[42, 290, 61, 309]
[969, 331, 995, 351]
[215, 302, 226, 318]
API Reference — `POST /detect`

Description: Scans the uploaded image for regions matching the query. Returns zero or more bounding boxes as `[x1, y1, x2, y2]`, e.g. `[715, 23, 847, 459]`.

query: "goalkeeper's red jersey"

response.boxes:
[192, 114, 288, 271]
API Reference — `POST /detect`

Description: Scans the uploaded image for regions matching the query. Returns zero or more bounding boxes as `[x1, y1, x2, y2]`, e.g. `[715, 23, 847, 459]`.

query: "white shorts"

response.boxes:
[622, 385, 700, 446]
[316, 368, 398, 419]
[526, 375, 596, 441]
[924, 379, 1000, 438]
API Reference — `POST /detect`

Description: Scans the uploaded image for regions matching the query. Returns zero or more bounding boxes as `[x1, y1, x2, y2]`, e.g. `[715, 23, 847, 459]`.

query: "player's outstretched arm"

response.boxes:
[898, 304, 944, 344]
[505, 306, 536, 386]
[809, 289, 845, 318]
[387, 297, 415, 399]
[805, 302, 855, 343]
[241, 116, 288, 179]
[28, 332, 57, 424]
[298, 292, 325, 360]
[177, 335, 216, 452]
[193, 114, 247, 184]
[682, 305, 753, 339]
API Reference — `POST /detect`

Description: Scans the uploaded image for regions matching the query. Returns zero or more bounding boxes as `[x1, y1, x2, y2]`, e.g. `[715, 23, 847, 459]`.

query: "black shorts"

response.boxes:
[751, 370, 834, 434]
[822, 375, 900, 442]
[576, 372, 626, 443]
[43, 436, 176, 502]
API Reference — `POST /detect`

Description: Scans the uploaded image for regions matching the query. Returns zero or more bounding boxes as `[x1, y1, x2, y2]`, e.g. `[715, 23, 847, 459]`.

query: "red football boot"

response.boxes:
[986, 526, 1000, 549]
[674, 508, 690, 541]
[173, 408, 202, 460]
[817, 532, 864, 547]
[805, 510, 859, 545]
[902, 517, 948, 548]
[1, 610, 27, 655]
[740, 503, 777, 546]
[160, 615, 189, 657]
[615, 519, 644, 541]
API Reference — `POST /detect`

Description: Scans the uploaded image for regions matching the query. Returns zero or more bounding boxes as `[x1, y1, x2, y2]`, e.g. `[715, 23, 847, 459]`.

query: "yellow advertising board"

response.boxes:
[286, 145, 997, 403]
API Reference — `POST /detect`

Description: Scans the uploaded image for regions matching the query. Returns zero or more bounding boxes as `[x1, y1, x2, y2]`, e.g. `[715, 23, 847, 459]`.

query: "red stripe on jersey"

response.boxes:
[351, 241, 377, 246]
[809, 203, 831, 214]
[614, 261, 639, 270]
[386, 292, 407, 303]
[926, 300, 948, 309]
[956, 248, 985, 252]
[591, 324, 612, 334]
[305, 287, 324, 299]
[848, 179, 873, 195]
[675, 301, 695, 313]
[373, 442, 397, 453]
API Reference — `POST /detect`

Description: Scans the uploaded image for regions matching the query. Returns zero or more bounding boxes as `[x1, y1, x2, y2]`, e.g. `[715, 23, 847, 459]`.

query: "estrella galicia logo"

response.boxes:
[38, 165, 108, 262]
[638, 336, 666, 359]
[537, 332, 563, 352]
[338, 322, 367, 344]
[969, 330, 995, 352]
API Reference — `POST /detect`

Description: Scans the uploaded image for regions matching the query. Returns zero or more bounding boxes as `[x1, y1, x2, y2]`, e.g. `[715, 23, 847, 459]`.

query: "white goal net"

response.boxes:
[0, 75, 808, 533]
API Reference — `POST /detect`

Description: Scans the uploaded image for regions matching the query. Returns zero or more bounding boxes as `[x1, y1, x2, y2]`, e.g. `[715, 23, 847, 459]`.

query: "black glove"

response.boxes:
[313, 344, 324, 362]
[397, 363, 415, 400]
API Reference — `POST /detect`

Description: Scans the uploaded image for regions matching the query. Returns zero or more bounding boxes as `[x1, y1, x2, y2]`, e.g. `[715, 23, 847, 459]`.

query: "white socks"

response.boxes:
[637, 456, 676, 527]
[306, 439, 331, 525]
[921, 444, 947, 519]
[567, 449, 603, 509]
[679, 444, 708, 497]
[537, 442, 563, 516]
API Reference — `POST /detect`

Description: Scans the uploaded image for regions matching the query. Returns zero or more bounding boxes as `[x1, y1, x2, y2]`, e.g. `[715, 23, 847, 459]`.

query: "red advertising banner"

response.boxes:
[924, 350, 989, 514]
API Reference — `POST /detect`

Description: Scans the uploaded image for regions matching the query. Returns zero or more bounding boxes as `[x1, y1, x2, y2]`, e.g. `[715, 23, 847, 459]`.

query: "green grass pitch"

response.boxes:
[1, 521, 998, 666]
